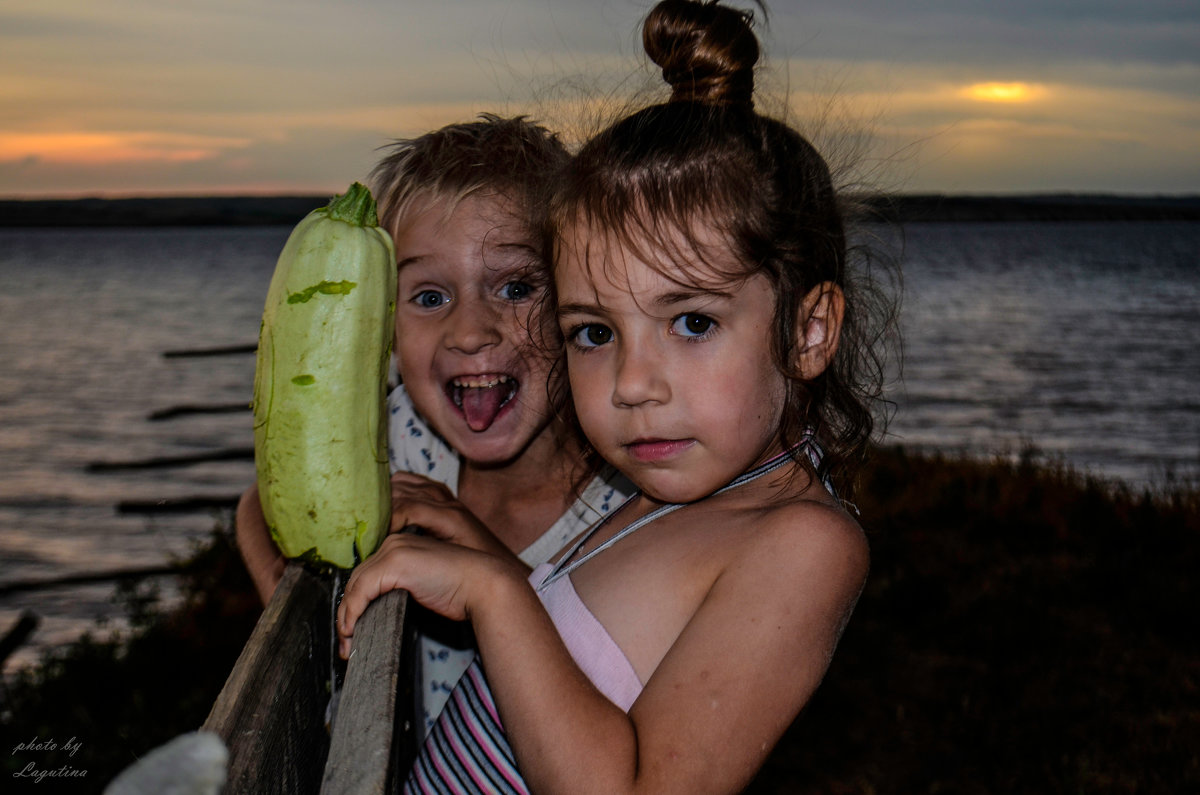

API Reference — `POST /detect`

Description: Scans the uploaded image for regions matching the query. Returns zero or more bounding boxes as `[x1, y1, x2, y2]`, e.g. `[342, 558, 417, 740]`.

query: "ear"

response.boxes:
[793, 281, 844, 380]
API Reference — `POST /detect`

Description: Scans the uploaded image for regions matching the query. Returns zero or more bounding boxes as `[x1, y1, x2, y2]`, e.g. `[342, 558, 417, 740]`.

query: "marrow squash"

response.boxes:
[253, 182, 396, 569]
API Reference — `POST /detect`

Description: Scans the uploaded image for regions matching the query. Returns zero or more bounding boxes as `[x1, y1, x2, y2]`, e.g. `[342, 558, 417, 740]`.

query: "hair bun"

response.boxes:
[643, 0, 760, 107]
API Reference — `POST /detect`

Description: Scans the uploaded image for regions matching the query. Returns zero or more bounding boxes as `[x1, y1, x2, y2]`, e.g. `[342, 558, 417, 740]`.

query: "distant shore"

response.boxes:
[1, 193, 1199, 226]
[863, 193, 1200, 223]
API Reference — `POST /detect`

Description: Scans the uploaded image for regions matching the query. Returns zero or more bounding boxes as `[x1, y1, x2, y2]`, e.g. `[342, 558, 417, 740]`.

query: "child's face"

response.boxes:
[556, 223, 787, 503]
[391, 193, 558, 465]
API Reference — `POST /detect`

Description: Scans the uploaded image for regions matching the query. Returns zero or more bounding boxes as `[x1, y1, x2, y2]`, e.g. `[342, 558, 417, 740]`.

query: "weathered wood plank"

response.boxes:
[320, 589, 417, 794]
[203, 563, 333, 794]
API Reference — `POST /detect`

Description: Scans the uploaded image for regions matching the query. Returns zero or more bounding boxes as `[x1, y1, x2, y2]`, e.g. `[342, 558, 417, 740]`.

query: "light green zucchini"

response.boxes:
[253, 182, 396, 569]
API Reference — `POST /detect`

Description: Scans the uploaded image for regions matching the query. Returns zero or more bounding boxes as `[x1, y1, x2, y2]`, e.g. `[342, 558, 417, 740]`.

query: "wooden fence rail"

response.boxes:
[203, 562, 416, 794]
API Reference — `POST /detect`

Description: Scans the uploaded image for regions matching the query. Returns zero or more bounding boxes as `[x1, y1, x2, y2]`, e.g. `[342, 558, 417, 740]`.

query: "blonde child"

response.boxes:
[337, 1, 892, 791]
[235, 114, 631, 737]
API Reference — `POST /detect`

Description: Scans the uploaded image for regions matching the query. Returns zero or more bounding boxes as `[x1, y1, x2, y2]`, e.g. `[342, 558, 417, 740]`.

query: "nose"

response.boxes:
[445, 297, 502, 354]
[612, 342, 670, 408]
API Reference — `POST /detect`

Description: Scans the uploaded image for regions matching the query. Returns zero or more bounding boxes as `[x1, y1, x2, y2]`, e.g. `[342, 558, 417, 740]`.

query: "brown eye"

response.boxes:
[573, 324, 613, 348]
[672, 313, 714, 337]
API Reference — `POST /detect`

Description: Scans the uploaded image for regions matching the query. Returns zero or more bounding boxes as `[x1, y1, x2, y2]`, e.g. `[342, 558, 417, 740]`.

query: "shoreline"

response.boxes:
[2, 444, 1196, 791]
[1, 193, 1199, 226]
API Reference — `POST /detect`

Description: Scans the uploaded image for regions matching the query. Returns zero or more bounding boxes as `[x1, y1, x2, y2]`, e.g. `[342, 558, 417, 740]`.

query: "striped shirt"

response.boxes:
[404, 436, 834, 793]
[404, 660, 526, 794]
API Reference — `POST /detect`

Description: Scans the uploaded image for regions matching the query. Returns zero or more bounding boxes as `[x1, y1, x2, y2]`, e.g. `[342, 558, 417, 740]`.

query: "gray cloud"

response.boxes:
[769, 1, 1200, 67]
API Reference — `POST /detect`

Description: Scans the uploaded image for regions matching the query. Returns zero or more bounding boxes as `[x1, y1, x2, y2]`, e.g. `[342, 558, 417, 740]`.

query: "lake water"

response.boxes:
[1, 220, 1198, 673]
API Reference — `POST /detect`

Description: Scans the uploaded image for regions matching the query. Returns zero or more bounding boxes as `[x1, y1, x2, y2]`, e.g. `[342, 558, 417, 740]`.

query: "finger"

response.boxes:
[387, 499, 472, 539]
[338, 533, 424, 641]
[389, 488, 453, 517]
[337, 578, 378, 659]
[390, 470, 450, 487]
[337, 564, 372, 658]
[387, 500, 436, 535]
[337, 549, 392, 642]
[390, 471, 455, 500]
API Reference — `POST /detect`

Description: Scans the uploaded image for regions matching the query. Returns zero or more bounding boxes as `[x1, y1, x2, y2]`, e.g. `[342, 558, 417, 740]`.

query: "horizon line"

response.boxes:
[3, 189, 1200, 202]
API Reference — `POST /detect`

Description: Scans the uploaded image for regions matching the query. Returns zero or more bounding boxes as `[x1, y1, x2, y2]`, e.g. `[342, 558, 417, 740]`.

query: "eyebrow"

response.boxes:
[556, 288, 736, 318]
[654, 288, 735, 306]
[396, 243, 538, 272]
[494, 242, 538, 254]
[556, 301, 599, 317]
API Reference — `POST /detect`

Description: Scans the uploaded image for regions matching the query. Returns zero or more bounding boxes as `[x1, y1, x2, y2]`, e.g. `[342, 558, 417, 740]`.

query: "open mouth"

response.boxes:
[447, 374, 519, 432]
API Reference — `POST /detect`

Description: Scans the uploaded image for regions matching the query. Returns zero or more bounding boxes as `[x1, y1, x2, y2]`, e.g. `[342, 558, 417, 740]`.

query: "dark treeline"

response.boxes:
[864, 193, 1200, 223]
[0, 195, 329, 227]
[1, 193, 1199, 227]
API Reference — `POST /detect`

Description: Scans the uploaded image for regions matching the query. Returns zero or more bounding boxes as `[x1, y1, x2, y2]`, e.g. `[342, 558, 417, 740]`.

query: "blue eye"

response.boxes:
[571, 324, 614, 348]
[414, 290, 449, 308]
[501, 281, 536, 301]
[671, 313, 715, 338]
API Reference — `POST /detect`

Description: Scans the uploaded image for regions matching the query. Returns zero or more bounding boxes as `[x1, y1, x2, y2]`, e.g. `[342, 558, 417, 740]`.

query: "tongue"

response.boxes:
[461, 384, 510, 432]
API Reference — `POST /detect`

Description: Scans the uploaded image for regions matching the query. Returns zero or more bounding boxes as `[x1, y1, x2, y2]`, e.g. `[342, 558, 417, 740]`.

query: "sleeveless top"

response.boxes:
[530, 562, 643, 711]
[386, 386, 631, 738]
[404, 437, 832, 794]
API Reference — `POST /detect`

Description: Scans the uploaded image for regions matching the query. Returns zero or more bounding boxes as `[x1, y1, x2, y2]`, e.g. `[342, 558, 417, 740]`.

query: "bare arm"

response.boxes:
[337, 532, 634, 788]
[234, 468, 517, 607]
[234, 484, 286, 605]
[338, 504, 868, 794]
[491, 507, 867, 793]
[604, 510, 868, 792]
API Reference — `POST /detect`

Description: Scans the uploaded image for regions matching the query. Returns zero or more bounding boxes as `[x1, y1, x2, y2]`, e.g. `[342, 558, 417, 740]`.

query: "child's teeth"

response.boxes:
[454, 375, 510, 389]
[451, 375, 517, 432]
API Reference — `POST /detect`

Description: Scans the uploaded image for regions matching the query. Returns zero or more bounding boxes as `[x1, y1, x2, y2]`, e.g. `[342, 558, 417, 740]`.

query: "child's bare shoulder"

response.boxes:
[727, 492, 869, 596]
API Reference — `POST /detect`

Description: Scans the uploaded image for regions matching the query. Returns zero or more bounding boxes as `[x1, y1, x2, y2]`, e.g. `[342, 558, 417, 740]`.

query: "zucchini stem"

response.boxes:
[325, 182, 379, 228]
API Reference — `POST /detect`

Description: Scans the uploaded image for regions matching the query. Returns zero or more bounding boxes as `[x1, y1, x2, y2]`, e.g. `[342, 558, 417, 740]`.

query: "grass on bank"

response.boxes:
[1, 446, 1196, 794]
[0, 535, 259, 790]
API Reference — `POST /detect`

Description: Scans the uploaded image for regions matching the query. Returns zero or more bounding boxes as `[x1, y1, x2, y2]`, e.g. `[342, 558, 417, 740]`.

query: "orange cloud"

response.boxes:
[0, 132, 250, 165]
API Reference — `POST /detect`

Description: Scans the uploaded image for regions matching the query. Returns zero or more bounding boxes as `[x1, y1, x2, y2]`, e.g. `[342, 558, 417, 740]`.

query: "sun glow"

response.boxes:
[0, 132, 249, 165]
[964, 82, 1042, 103]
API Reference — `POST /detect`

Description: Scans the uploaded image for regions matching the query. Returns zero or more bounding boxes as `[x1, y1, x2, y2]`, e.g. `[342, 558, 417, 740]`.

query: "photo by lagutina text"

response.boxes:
[11, 735, 88, 785]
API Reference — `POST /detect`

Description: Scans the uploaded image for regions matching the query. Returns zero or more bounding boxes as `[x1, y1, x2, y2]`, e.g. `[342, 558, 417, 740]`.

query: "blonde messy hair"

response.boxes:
[369, 113, 569, 241]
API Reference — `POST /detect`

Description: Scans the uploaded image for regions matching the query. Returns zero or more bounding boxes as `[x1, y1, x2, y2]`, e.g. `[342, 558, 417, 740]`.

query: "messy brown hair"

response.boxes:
[546, 0, 895, 497]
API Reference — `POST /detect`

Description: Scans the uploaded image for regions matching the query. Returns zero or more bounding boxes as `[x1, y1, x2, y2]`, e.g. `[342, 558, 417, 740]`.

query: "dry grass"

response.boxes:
[751, 447, 1199, 794]
[2, 446, 1196, 792]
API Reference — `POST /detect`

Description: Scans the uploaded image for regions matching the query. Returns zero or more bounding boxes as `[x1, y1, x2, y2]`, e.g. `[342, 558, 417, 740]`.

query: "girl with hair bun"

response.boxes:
[338, 1, 892, 791]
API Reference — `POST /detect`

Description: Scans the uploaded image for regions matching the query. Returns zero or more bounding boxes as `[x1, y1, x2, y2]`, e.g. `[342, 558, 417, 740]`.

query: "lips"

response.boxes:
[624, 438, 695, 462]
[447, 374, 519, 432]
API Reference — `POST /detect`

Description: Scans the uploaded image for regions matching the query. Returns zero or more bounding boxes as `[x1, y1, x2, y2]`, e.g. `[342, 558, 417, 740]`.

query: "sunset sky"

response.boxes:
[3, 0, 1198, 198]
